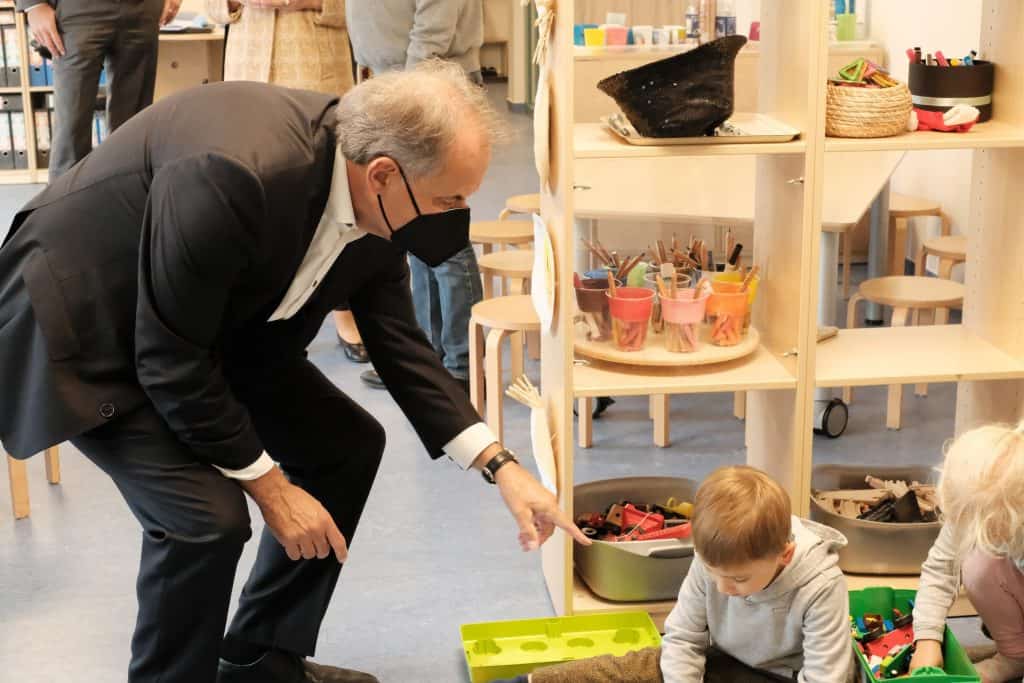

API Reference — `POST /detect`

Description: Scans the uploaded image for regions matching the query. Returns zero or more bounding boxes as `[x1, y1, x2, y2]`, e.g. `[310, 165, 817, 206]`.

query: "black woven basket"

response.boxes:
[597, 35, 748, 138]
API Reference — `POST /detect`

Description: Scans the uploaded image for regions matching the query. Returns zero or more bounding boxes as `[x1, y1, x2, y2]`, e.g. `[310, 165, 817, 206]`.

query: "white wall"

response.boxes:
[868, 0, 982, 276]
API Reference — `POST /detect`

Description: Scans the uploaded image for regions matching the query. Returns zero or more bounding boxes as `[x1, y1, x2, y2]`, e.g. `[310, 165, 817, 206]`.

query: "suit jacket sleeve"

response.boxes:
[349, 252, 483, 459]
[135, 154, 269, 470]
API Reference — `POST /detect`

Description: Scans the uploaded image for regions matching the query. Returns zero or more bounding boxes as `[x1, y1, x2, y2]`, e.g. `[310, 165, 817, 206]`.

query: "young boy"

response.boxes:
[495, 465, 854, 683]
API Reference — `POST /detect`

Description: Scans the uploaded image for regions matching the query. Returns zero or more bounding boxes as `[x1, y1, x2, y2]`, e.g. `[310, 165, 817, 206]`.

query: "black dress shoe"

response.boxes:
[218, 650, 379, 683]
[359, 369, 386, 390]
[337, 332, 369, 364]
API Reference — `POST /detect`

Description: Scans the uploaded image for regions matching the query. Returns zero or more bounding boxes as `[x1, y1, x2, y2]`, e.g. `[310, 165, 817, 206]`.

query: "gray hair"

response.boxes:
[335, 59, 508, 179]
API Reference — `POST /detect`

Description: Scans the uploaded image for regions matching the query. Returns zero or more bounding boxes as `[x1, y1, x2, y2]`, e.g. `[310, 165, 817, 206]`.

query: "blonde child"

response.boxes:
[910, 423, 1024, 682]
[495, 465, 854, 683]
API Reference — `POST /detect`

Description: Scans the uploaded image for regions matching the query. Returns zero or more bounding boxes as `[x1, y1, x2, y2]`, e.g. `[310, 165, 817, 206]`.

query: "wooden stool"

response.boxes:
[499, 193, 541, 221]
[469, 295, 540, 442]
[478, 249, 534, 299]
[7, 446, 61, 519]
[916, 234, 966, 280]
[888, 193, 949, 276]
[470, 220, 533, 256]
[845, 276, 965, 430]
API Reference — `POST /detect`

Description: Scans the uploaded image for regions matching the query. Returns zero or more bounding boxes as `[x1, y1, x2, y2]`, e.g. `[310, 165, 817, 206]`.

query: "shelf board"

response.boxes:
[825, 119, 1024, 152]
[574, 344, 796, 398]
[29, 86, 54, 93]
[845, 573, 975, 617]
[575, 122, 806, 159]
[816, 324, 1024, 388]
[572, 574, 676, 631]
[158, 29, 225, 42]
[0, 169, 38, 184]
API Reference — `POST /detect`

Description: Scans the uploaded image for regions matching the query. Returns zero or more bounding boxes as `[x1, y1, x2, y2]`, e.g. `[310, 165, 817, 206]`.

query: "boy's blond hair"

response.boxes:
[693, 465, 792, 567]
[940, 422, 1024, 561]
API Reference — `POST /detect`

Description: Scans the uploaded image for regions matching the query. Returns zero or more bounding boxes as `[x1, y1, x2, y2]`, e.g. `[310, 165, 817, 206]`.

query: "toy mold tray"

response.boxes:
[602, 112, 801, 145]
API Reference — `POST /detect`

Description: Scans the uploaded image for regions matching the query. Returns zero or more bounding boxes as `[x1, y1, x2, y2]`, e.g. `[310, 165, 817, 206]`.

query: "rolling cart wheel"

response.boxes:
[814, 398, 848, 439]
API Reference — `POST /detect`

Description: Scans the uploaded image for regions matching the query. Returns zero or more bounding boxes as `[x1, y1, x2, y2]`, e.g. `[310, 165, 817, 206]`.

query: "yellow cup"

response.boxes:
[713, 271, 759, 306]
[583, 28, 606, 46]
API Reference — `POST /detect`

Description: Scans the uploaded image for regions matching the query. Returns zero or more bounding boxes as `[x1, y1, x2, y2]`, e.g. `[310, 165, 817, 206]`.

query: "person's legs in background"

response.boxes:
[409, 251, 445, 357]
[433, 244, 483, 389]
[334, 307, 369, 363]
[49, 5, 112, 179]
[104, 0, 161, 134]
[962, 549, 1024, 682]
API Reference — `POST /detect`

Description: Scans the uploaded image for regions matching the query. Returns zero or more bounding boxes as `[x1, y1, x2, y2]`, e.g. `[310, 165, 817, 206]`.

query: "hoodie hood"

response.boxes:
[745, 516, 848, 604]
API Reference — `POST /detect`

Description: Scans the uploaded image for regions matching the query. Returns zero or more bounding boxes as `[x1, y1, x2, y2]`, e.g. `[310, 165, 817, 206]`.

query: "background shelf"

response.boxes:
[572, 575, 676, 631]
[574, 345, 796, 398]
[825, 120, 1024, 152]
[816, 325, 1024, 388]
[574, 122, 807, 159]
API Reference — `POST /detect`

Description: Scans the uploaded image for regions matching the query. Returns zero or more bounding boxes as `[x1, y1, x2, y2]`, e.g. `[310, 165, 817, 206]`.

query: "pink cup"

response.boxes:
[661, 290, 709, 353]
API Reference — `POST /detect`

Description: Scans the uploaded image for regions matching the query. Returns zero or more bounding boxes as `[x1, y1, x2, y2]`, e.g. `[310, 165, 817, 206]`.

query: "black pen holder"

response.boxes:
[909, 60, 994, 122]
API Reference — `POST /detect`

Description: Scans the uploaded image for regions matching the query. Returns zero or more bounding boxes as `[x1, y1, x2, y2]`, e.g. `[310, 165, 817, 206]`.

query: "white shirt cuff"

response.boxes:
[215, 452, 276, 480]
[23, 4, 46, 12]
[444, 422, 498, 470]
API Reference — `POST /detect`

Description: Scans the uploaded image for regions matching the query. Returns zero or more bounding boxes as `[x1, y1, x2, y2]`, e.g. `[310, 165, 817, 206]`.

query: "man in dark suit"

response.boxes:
[21, 0, 180, 179]
[0, 63, 586, 683]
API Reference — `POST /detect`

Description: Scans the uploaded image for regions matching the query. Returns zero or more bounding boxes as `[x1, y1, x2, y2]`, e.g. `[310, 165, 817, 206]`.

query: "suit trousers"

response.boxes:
[70, 357, 385, 683]
[51, 0, 162, 178]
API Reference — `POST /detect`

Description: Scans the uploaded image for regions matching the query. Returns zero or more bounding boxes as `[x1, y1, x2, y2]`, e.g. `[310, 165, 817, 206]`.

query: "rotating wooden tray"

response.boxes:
[574, 326, 760, 367]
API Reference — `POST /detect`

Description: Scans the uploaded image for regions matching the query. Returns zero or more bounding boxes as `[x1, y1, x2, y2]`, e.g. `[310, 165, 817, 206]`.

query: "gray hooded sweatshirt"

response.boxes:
[660, 517, 854, 683]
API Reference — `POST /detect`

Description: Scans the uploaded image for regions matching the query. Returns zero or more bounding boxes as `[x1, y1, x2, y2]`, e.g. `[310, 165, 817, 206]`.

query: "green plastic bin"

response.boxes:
[850, 587, 979, 682]
[460, 612, 661, 683]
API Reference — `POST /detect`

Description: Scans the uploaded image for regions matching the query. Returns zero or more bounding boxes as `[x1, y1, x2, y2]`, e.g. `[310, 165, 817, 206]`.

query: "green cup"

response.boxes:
[836, 13, 856, 41]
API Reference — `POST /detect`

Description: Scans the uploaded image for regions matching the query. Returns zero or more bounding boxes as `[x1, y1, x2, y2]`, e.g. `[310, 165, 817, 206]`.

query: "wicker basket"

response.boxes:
[826, 82, 912, 138]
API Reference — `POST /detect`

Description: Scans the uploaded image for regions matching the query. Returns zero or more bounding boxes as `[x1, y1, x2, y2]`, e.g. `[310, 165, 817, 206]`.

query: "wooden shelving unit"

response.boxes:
[537, 0, 1024, 622]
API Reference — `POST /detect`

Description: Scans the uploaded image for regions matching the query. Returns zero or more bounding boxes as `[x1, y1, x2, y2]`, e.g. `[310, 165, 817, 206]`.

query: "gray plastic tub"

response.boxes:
[574, 476, 697, 602]
[810, 465, 943, 575]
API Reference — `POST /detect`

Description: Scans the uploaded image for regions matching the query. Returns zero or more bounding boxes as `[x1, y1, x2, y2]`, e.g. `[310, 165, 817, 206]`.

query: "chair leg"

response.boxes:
[469, 320, 486, 414]
[843, 293, 864, 404]
[733, 391, 746, 420]
[652, 394, 670, 448]
[842, 231, 852, 300]
[485, 328, 511, 443]
[914, 308, 935, 397]
[578, 397, 593, 448]
[510, 331, 525, 380]
[8, 455, 30, 519]
[44, 446, 60, 485]
[887, 306, 911, 430]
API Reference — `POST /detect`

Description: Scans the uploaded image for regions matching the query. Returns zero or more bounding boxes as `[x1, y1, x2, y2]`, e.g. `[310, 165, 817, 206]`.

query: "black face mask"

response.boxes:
[377, 163, 471, 267]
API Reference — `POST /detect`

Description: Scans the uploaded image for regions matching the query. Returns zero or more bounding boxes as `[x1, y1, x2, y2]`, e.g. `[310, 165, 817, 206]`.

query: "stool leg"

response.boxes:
[485, 328, 511, 442]
[842, 232, 852, 300]
[914, 308, 935, 397]
[889, 217, 908, 275]
[649, 395, 656, 420]
[914, 243, 926, 277]
[481, 243, 493, 256]
[843, 293, 864, 405]
[578, 397, 593, 448]
[8, 455, 30, 519]
[940, 211, 951, 237]
[510, 331, 525, 379]
[938, 257, 955, 280]
[482, 271, 494, 300]
[44, 446, 60, 485]
[652, 394, 670, 448]
[499, 208, 512, 221]
[887, 306, 910, 430]
[733, 391, 746, 420]
[469, 321, 486, 414]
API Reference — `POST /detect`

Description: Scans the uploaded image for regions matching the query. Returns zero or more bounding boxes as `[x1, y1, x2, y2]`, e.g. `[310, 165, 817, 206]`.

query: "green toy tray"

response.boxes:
[460, 612, 662, 683]
[850, 587, 979, 682]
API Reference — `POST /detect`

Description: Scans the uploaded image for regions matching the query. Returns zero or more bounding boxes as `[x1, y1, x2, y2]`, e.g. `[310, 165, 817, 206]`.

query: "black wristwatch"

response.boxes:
[481, 448, 519, 484]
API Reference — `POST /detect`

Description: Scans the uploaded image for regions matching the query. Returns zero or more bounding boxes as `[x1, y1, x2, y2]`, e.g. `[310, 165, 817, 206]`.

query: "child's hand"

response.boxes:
[910, 640, 944, 671]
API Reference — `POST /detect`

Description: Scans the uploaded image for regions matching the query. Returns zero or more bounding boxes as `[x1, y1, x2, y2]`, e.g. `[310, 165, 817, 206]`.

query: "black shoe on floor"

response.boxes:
[337, 332, 369, 364]
[593, 396, 616, 418]
[359, 369, 386, 390]
[218, 650, 379, 683]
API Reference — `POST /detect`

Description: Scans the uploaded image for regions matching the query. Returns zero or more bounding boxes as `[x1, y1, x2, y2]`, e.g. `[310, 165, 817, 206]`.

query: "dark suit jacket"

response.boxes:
[0, 81, 480, 468]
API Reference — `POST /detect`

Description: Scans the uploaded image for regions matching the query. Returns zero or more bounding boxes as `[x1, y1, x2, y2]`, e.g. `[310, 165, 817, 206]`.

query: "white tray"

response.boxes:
[601, 112, 801, 146]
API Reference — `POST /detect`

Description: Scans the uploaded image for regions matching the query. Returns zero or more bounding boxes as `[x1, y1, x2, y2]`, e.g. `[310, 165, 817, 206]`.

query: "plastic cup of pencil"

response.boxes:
[644, 271, 691, 332]
[575, 277, 619, 342]
[607, 287, 655, 352]
[660, 290, 710, 353]
[706, 282, 749, 347]
[713, 271, 759, 330]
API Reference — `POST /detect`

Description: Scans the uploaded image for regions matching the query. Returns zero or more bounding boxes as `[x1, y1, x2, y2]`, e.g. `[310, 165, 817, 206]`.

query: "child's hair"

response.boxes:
[692, 465, 792, 567]
[939, 422, 1024, 560]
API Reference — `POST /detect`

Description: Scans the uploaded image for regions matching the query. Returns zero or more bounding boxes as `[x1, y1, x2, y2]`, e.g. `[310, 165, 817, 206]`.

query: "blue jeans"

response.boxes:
[409, 245, 483, 381]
